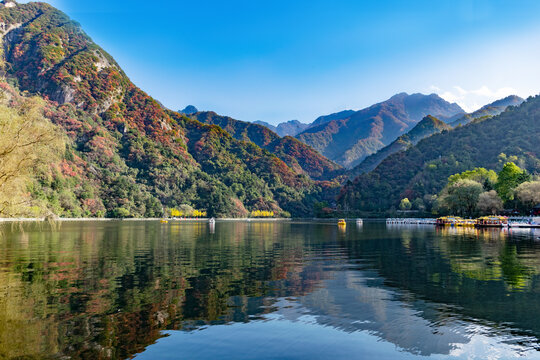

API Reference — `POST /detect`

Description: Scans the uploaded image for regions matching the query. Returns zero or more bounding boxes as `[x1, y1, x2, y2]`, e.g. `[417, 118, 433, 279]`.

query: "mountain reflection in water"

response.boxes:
[0, 221, 539, 359]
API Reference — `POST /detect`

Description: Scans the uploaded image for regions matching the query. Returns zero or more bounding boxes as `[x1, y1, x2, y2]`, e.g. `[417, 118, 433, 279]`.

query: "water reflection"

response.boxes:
[0, 221, 539, 359]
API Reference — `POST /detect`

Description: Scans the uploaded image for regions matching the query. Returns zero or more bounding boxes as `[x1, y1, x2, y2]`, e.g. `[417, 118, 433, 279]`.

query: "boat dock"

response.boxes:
[386, 218, 436, 225]
[386, 216, 540, 228]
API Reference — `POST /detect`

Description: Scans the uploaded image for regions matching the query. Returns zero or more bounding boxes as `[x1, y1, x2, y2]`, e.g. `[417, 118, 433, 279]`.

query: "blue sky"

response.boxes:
[20, 0, 540, 124]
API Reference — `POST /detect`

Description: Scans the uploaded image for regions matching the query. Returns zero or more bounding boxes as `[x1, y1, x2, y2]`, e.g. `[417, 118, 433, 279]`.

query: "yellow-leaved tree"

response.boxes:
[0, 96, 64, 217]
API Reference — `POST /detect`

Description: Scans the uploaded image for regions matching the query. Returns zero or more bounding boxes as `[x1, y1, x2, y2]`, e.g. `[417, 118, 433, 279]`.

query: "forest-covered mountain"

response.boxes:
[349, 115, 451, 178]
[255, 111, 364, 138]
[338, 95, 540, 213]
[189, 112, 343, 180]
[349, 96, 524, 179]
[254, 119, 309, 137]
[0, 1, 340, 218]
[449, 95, 523, 127]
[255, 110, 365, 138]
[295, 93, 464, 168]
[255, 110, 355, 136]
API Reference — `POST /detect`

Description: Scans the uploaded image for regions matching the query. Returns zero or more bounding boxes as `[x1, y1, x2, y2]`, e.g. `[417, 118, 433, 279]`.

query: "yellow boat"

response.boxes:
[476, 216, 507, 227]
[160, 219, 169, 224]
[437, 216, 476, 227]
[338, 219, 346, 226]
[436, 216, 463, 226]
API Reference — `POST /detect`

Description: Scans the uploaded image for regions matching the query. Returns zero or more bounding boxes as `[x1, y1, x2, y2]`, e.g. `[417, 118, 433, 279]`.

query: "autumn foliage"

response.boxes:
[0, 2, 340, 218]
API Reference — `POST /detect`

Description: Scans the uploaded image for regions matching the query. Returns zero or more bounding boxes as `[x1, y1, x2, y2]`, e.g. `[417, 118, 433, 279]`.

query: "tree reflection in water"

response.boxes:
[0, 221, 539, 359]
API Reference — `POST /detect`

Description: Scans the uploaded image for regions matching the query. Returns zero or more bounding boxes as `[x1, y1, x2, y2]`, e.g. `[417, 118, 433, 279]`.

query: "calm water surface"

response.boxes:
[1, 221, 540, 359]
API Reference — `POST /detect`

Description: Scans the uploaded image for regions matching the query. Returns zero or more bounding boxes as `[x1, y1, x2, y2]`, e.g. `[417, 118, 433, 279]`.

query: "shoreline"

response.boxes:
[0, 217, 374, 223]
[0, 217, 295, 223]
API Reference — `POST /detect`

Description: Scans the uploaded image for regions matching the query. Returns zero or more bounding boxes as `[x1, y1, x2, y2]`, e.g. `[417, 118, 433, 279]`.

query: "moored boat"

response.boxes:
[338, 219, 346, 226]
[476, 216, 508, 227]
[461, 219, 477, 227]
[386, 218, 436, 225]
[436, 216, 464, 226]
[508, 217, 540, 228]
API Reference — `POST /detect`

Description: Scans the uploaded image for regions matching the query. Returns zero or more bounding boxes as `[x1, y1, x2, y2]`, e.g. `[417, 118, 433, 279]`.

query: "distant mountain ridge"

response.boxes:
[191, 112, 343, 180]
[339, 94, 540, 212]
[253, 120, 277, 132]
[254, 110, 356, 138]
[254, 119, 310, 137]
[348, 95, 524, 178]
[311, 110, 356, 127]
[349, 115, 451, 178]
[450, 95, 524, 127]
[295, 93, 464, 168]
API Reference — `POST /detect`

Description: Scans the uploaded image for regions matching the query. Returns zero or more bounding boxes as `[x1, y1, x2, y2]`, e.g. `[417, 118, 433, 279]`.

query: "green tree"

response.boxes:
[495, 162, 531, 202]
[448, 167, 498, 189]
[440, 180, 483, 217]
[314, 201, 329, 217]
[399, 198, 412, 210]
[412, 198, 425, 211]
[111, 207, 130, 218]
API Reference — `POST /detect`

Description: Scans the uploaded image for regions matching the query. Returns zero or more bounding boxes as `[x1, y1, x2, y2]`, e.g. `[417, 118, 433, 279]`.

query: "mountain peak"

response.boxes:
[388, 92, 410, 102]
[179, 105, 198, 115]
[254, 119, 309, 137]
[411, 115, 451, 133]
[283, 119, 302, 125]
[449, 95, 525, 127]
[480, 95, 524, 110]
[420, 114, 445, 125]
[310, 110, 355, 128]
[297, 92, 464, 168]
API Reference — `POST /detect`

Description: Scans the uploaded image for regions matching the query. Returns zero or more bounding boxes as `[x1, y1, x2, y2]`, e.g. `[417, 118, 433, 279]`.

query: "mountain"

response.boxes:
[311, 110, 356, 127]
[253, 110, 354, 142]
[253, 120, 277, 132]
[0, 1, 340, 217]
[338, 95, 540, 213]
[254, 119, 310, 137]
[450, 95, 524, 127]
[348, 95, 523, 179]
[275, 120, 310, 137]
[255, 111, 355, 137]
[349, 115, 451, 178]
[485, 95, 524, 109]
[179, 105, 198, 115]
[296, 93, 464, 168]
[190, 112, 343, 180]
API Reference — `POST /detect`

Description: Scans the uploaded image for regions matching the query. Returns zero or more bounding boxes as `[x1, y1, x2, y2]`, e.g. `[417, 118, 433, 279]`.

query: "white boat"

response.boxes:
[209, 217, 216, 224]
[386, 218, 436, 225]
[507, 217, 540, 228]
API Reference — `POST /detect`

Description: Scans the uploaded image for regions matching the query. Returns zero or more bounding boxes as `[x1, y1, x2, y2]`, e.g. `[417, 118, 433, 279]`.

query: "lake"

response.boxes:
[1, 221, 540, 359]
